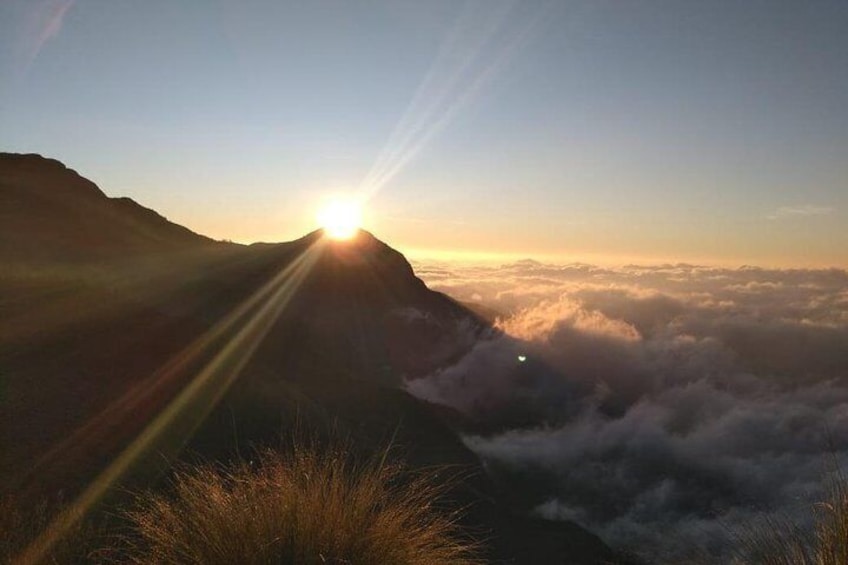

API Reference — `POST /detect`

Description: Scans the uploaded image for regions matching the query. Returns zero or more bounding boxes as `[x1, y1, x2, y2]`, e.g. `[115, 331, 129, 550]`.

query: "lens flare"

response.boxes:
[317, 197, 362, 240]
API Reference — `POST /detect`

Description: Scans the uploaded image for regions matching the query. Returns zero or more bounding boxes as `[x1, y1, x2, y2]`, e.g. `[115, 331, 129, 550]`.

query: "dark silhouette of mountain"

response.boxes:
[0, 153, 216, 261]
[0, 154, 635, 564]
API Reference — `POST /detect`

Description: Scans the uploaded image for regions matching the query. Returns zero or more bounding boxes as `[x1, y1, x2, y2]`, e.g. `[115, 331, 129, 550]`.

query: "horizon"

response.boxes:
[2, 1, 846, 267]
[4, 147, 848, 562]
[3, 3, 848, 557]
[8, 148, 848, 271]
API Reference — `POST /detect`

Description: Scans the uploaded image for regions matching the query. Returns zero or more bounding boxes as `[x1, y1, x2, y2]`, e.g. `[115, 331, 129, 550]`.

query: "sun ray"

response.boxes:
[15, 249, 311, 493]
[358, 0, 547, 199]
[317, 196, 363, 239]
[15, 240, 325, 565]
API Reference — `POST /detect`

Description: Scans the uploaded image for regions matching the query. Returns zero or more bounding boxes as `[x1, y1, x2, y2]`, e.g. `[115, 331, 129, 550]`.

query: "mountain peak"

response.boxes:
[0, 153, 216, 261]
[1, 154, 627, 565]
[1, 152, 107, 200]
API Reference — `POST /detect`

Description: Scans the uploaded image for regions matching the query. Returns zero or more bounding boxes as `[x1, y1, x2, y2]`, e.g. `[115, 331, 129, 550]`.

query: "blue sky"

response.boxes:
[2, 0, 846, 266]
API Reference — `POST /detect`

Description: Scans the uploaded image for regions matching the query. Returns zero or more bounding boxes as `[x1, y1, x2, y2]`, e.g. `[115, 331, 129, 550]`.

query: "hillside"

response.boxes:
[0, 154, 632, 564]
[0, 153, 216, 262]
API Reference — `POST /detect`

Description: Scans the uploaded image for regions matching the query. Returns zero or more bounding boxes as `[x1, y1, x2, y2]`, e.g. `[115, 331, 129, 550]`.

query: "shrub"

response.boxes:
[123, 442, 483, 564]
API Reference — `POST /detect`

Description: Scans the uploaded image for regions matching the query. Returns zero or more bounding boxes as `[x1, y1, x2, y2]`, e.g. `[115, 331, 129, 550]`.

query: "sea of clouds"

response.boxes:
[407, 259, 848, 561]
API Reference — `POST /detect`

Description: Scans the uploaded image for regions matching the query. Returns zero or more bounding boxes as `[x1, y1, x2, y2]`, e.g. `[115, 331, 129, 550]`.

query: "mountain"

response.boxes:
[0, 154, 634, 564]
[0, 153, 215, 262]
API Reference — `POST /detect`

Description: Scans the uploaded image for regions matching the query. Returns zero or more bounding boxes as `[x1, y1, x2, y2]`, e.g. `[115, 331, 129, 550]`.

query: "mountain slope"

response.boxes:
[0, 154, 633, 564]
[0, 153, 216, 261]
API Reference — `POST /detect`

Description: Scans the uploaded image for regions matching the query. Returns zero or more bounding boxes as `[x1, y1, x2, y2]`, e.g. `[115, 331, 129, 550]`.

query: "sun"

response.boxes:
[317, 196, 363, 240]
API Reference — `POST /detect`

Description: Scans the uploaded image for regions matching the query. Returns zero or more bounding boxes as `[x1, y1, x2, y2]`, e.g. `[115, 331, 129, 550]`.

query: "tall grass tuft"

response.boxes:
[731, 465, 848, 565]
[812, 466, 848, 565]
[123, 441, 484, 565]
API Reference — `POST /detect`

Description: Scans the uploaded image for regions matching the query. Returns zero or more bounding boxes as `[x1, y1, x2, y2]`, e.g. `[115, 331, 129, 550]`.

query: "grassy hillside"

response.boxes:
[3, 441, 483, 565]
[125, 442, 481, 565]
[0, 154, 631, 564]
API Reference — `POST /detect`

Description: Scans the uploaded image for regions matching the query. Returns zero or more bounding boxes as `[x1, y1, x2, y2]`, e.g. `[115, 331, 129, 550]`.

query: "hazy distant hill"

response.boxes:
[0, 154, 633, 564]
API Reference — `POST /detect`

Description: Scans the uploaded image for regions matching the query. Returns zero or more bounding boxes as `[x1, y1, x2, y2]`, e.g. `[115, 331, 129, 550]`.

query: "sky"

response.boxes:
[1, 0, 847, 267]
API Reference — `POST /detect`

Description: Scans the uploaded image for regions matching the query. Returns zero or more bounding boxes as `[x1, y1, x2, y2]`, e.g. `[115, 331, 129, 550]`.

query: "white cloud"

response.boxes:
[409, 259, 848, 561]
[767, 204, 835, 220]
[3, 0, 75, 72]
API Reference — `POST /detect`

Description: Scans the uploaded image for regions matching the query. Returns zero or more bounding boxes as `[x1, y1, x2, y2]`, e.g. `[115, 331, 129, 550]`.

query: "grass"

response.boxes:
[121, 440, 483, 565]
[3, 440, 482, 564]
[6, 443, 846, 565]
[731, 465, 848, 564]
[0, 495, 103, 565]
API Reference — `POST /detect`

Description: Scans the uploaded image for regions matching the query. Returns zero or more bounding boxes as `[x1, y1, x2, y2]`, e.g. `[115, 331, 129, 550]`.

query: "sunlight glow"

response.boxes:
[15, 241, 325, 565]
[317, 197, 363, 240]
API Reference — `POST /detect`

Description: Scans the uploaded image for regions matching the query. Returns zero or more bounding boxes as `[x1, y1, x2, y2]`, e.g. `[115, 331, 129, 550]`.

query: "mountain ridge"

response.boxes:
[0, 154, 636, 564]
[0, 152, 217, 262]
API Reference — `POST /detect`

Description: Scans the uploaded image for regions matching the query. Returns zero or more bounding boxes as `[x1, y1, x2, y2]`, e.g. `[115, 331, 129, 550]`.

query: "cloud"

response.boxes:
[767, 204, 835, 220]
[2, 0, 74, 74]
[407, 259, 848, 561]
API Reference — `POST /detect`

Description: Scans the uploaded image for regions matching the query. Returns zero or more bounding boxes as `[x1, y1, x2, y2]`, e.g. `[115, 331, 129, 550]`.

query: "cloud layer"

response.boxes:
[409, 259, 848, 561]
[767, 204, 836, 220]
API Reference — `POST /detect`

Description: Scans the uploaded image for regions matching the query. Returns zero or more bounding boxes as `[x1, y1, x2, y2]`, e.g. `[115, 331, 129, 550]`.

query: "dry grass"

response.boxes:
[812, 469, 848, 565]
[123, 441, 484, 565]
[731, 466, 848, 565]
[0, 495, 102, 565]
